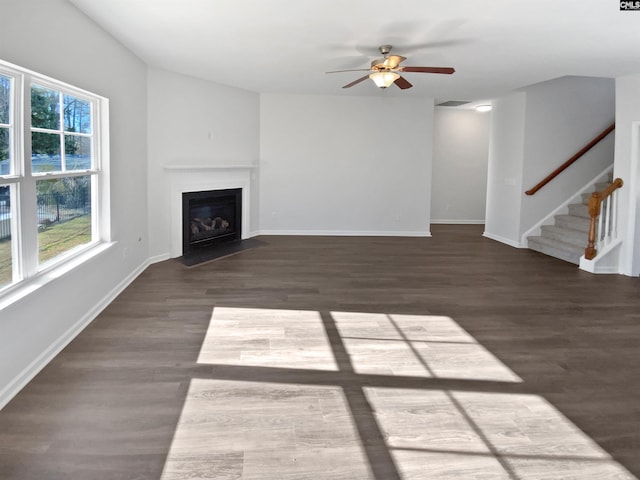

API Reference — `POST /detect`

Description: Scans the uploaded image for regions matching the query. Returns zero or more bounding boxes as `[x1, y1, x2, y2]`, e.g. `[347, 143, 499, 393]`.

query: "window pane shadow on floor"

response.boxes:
[158, 306, 636, 480]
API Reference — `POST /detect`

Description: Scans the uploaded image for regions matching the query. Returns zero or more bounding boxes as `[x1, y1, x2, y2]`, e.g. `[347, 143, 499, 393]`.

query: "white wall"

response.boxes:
[260, 94, 434, 236]
[147, 68, 260, 259]
[484, 93, 527, 246]
[0, 0, 148, 406]
[520, 76, 615, 234]
[614, 73, 640, 276]
[431, 108, 490, 223]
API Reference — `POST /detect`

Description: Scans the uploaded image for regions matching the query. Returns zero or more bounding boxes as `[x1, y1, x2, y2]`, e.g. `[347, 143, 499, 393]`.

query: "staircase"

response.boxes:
[527, 174, 612, 265]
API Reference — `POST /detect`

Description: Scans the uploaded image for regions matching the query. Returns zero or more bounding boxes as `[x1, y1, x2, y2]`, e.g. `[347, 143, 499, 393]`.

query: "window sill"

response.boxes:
[0, 241, 115, 311]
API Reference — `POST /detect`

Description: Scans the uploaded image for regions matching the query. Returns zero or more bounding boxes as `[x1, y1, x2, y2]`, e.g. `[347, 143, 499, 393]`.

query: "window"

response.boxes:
[0, 72, 15, 289]
[0, 59, 108, 293]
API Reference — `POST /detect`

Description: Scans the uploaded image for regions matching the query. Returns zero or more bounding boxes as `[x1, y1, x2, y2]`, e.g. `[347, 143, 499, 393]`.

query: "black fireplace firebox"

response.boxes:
[182, 188, 242, 257]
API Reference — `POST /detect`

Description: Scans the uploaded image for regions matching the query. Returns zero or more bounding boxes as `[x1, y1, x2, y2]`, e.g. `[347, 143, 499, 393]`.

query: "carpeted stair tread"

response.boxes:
[555, 214, 590, 232]
[528, 235, 583, 265]
[567, 203, 590, 218]
[540, 224, 589, 247]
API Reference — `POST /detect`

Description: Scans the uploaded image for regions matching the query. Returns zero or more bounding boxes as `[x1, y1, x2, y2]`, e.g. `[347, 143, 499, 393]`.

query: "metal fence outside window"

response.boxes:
[0, 191, 90, 241]
[0, 198, 9, 241]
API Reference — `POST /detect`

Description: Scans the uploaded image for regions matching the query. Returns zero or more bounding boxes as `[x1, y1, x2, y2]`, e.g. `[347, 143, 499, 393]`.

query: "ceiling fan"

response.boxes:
[327, 45, 455, 90]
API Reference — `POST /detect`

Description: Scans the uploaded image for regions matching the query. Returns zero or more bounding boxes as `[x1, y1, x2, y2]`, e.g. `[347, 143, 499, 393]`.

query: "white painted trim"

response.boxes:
[579, 261, 621, 274]
[579, 258, 621, 274]
[520, 165, 614, 246]
[625, 121, 640, 276]
[0, 242, 114, 311]
[258, 230, 432, 237]
[148, 253, 171, 264]
[483, 231, 524, 248]
[0, 257, 151, 411]
[592, 266, 620, 274]
[163, 164, 258, 171]
[430, 219, 485, 225]
[579, 239, 622, 274]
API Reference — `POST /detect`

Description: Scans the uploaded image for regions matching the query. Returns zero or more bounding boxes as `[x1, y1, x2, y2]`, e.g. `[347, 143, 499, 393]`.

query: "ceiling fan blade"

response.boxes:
[342, 75, 370, 89]
[326, 68, 371, 74]
[394, 76, 413, 90]
[400, 66, 455, 74]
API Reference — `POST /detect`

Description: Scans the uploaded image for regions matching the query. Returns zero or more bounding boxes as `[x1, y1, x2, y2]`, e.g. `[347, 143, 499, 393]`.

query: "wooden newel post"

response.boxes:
[585, 193, 601, 260]
[584, 178, 623, 260]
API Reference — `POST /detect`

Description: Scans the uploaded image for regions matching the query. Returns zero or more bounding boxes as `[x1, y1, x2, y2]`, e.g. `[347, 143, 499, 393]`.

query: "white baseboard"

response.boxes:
[482, 231, 525, 248]
[431, 220, 485, 225]
[258, 230, 432, 237]
[586, 265, 620, 274]
[0, 258, 151, 411]
[148, 253, 171, 264]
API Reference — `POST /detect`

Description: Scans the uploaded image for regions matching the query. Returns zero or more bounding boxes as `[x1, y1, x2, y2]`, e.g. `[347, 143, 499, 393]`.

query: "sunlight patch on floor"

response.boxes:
[366, 387, 635, 479]
[332, 311, 522, 382]
[160, 378, 371, 480]
[197, 307, 338, 371]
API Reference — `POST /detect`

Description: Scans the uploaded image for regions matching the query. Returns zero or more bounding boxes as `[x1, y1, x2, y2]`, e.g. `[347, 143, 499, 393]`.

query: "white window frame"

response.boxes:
[0, 58, 111, 299]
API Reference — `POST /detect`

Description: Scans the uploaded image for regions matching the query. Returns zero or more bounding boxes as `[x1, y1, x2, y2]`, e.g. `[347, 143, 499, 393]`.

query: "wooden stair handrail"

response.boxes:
[585, 178, 623, 260]
[525, 123, 615, 196]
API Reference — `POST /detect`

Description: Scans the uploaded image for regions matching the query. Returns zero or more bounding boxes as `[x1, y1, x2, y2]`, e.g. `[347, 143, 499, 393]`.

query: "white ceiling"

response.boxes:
[69, 0, 640, 104]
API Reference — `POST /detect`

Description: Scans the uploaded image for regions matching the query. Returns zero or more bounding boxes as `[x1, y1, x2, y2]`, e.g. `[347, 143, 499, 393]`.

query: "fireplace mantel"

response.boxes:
[165, 164, 255, 258]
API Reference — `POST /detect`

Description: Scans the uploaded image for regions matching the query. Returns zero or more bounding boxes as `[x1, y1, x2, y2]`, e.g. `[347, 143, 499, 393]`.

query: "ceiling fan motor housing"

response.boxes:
[371, 45, 393, 69]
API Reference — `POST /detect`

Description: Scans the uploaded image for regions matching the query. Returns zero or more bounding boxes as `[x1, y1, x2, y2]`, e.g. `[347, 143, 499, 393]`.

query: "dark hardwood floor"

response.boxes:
[0, 225, 639, 479]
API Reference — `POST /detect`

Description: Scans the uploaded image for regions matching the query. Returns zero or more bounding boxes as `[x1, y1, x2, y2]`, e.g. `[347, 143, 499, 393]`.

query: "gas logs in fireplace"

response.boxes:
[182, 188, 242, 257]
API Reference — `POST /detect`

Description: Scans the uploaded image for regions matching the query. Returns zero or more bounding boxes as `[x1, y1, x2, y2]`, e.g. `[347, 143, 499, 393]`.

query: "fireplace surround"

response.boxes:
[164, 164, 255, 262]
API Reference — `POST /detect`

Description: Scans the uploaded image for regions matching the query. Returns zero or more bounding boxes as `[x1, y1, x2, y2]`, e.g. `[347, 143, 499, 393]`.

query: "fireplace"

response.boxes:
[182, 188, 242, 257]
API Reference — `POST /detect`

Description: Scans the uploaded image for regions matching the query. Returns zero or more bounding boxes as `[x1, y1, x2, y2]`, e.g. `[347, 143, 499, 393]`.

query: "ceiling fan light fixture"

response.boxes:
[369, 71, 400, 88]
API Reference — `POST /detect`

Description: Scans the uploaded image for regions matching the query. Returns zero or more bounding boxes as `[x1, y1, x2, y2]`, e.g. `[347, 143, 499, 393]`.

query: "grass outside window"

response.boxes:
[0, 214, 91, 285]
